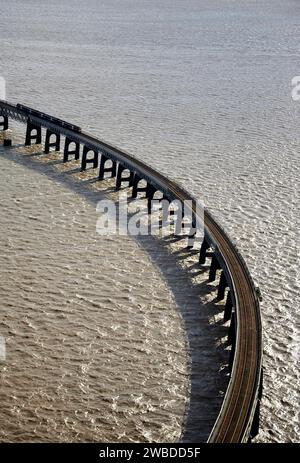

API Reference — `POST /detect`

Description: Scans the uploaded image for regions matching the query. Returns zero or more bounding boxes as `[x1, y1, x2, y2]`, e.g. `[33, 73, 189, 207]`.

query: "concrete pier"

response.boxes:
[44, 130, 60, 154]
[63, 138, 80, 162]
[0, 115, 8, 131]
[116, 164, 134, 190]
[217, 271, 228, 301]
[99, 154, 117, 179]
[81, 146, 98, 171]
[208, 255, 221, 282]
[199, 238, 210, 264]
[224, 291, 233, 322]
[25, 119, 42, 146]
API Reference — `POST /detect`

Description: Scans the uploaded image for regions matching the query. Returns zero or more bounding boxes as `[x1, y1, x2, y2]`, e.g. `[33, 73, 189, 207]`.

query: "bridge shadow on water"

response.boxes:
[0, 143, 231, 442]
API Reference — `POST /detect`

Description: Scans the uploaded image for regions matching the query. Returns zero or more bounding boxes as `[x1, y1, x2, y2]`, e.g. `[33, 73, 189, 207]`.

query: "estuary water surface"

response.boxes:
[0, 0, 299, 442]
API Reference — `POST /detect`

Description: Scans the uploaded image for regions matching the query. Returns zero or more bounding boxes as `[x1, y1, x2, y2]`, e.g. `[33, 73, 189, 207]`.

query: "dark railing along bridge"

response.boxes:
[0, 100, 263, 443]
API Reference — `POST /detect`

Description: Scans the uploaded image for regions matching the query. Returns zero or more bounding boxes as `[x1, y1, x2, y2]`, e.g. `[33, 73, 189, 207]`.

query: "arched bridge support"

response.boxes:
[224, 291, 233, 322]
[131, 175, 157, 213]
[228, 312, 236, 346]
[249, 369, 263, 440]
[228, 313, 237, 371]
[0, 115, 8, 131]
[217, 271, 229, 301]
[199, 237, 210, 264]
[209, 254, 221, 282]
[81, 146, 98, 171]
[25, 119, 42, 146]
[99, 154, 117, 180]
[146, 184, 157, 213]
[186, 215, 197, 248]
[115, 164, 134, 190]
[132, 175, 151, 199]
[63, 138, 80, 163]
[44, 130, 60, 154]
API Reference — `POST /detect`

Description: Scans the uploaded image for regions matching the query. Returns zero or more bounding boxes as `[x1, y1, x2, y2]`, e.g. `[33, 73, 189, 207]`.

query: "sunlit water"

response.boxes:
[0, 0, 299, 442]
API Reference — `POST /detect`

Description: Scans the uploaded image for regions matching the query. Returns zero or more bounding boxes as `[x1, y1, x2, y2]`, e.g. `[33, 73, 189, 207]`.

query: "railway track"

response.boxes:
[0, 100, 263, 442]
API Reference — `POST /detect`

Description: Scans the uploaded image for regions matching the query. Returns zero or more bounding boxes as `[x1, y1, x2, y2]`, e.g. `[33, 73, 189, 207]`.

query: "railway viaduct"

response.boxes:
[0, 101, 263, 443]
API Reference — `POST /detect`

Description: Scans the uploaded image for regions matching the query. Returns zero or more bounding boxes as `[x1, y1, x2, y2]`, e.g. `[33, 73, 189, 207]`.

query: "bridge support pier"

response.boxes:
[217, 271, 228, 301]
[228, 313, 236, 345]
[44, 130, 60, 154]
[224, 291, 233, 322]
[229, 338, 236, 371]
[228, 313, 236, 371]
[63, 138, 80, 162]
[187, 213, 198, 248]
[25, 120, 42, 146]
[209, 255, 221, 282]
[187, 227, 196, 249]
[146, 184, 157, 213]
[249, 369, 263, 440]
[132, 175, 157, 213]
[81, 146, 99, 171]
[132, 175, 150, 199]
[99, 154, 117, 179]
[115, 164, 134, 190]
[249, 400, 261, 440]
[199, 238, 210, 264]
[0, 116, 8, 131]
[173, 208, 186, 237]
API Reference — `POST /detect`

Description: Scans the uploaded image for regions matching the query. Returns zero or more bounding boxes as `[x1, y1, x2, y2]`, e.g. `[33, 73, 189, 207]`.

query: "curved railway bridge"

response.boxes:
[0, 100, 263, 443]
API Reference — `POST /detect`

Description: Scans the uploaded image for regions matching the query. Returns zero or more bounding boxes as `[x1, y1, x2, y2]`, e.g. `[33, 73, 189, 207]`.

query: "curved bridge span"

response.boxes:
[0, 101, 263, 443]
